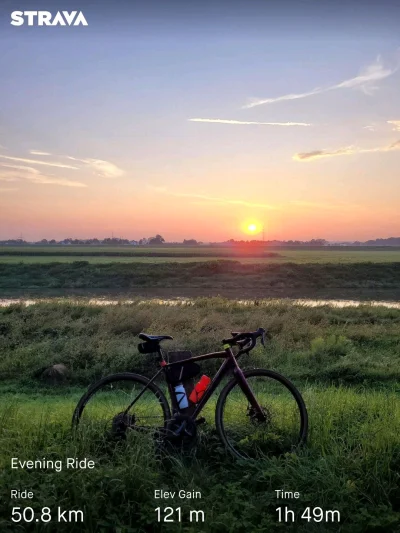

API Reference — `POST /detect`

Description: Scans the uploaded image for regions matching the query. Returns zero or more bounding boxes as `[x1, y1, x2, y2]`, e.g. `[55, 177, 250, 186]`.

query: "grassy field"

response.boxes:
[0, 299, 399, 532]
[1, 245, 400, 264]
[1, 260, 400, 301]
[2, 250, 400, 264]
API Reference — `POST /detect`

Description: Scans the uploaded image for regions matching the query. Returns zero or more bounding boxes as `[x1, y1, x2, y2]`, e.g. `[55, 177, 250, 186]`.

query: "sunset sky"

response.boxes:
[0, 0, 399, 242]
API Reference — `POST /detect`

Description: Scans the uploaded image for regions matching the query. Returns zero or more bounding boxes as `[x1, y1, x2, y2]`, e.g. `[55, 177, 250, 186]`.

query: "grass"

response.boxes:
[0, 299, 399, 532]
[1, 246, 400, 264]
[1, 298, 400, 385]
[2, 251, 400, 264]
[1, 386, 399, 532]
[1, 261, 400, 302]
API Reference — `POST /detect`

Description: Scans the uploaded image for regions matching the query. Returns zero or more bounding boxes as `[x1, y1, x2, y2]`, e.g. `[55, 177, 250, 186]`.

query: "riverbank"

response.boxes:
[1, 261, 400, 301]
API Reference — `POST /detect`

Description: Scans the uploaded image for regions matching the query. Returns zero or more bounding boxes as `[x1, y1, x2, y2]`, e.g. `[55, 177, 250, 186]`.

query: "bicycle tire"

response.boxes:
[72, 372, 172, 435]
[215, 369, 308, 459]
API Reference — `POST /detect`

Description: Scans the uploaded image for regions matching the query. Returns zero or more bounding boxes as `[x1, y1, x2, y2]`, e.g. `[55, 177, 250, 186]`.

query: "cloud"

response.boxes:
[0, 151, 124, 179]
[0, 164, 86, 187]
[0, 187, 18, 192]
[0, 154, 78, 170]
[388, 120, 400, 131]
[148, 186, 364, 212]
[66, 157, 125, 178]
[293, 140, 400, 161]
[243, 57, 397, 108]
[29, 150, 52, 156]
[148, 186, 277, 209]
[290, 200, 362, 211]
[189, 118, 311, 126]
[0, 144, 7, 150]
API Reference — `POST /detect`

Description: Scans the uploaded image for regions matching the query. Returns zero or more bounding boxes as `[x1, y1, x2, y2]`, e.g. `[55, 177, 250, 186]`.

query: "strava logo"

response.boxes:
[10, 11, 88, 26]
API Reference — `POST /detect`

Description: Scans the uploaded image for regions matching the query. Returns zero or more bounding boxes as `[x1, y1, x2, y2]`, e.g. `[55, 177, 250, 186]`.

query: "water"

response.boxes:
[0, 297, 399, 309]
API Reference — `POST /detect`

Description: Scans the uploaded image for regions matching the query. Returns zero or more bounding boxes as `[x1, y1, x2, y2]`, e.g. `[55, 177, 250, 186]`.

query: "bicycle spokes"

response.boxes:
[77, 379, 166, 444]
[219, 372, 305, 458]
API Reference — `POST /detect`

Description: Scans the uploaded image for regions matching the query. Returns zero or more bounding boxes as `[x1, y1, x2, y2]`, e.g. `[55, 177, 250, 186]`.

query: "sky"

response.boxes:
[0, 0, 399, 242]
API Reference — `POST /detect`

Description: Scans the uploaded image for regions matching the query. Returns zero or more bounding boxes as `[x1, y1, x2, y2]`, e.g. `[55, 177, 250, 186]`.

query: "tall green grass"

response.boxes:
[1, 298, 399, 387]
[0, 299, 399, 531]
[0, 385, 399, 532]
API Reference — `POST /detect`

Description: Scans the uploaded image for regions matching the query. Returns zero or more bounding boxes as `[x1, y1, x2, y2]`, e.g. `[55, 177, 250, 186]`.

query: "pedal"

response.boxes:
[195, 417, 206, 426]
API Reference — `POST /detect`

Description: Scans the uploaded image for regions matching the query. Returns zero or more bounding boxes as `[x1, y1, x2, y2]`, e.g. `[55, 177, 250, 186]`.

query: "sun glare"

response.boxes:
[247, 223, 257, 233]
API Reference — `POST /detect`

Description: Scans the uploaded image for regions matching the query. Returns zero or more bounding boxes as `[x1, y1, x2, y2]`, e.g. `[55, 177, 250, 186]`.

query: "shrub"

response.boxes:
[310, 335, 353, 361]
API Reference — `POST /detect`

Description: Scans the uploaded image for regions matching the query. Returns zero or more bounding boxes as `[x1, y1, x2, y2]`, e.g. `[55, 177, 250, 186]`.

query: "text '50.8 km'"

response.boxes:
[10, 11, 88, 26]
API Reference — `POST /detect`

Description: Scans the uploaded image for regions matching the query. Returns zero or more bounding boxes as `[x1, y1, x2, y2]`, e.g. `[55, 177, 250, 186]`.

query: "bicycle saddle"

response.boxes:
[138, 333, 173, 342]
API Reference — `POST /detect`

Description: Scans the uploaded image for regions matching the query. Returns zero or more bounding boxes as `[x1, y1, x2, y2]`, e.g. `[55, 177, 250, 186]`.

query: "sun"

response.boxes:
[241, 219, 263, 236]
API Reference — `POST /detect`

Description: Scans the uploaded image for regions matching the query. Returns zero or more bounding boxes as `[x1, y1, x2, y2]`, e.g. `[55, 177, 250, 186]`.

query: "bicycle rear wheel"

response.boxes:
[72, 373, 171, 448]
[216, 369, 308, 459]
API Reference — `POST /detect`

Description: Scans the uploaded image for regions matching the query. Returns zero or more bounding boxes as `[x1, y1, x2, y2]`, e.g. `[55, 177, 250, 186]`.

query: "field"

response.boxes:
[1, 299, 400, 532]
[1, 260, 400, 302]
[1, 248, 399, 532]
[1, 245, 400, 264]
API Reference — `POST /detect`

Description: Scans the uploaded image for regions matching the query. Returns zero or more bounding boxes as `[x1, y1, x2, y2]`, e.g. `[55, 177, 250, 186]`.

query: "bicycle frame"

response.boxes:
[123, 345, 265, 421]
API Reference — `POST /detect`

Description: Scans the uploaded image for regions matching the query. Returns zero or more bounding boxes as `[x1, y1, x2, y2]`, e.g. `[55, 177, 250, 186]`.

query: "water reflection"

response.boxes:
[0, 298, 399, 309]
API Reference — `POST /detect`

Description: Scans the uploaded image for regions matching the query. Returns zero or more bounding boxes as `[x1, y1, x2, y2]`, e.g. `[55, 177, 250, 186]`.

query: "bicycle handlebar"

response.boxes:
[222, 327, 268, 353]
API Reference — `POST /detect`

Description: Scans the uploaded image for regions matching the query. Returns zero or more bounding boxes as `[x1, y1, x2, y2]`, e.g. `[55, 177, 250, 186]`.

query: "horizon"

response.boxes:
[1, 234, 399, 245]
[1, 0, 399, 242]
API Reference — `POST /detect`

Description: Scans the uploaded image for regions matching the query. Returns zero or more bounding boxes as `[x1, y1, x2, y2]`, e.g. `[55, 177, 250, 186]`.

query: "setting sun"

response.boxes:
[247, 224, 257, 233]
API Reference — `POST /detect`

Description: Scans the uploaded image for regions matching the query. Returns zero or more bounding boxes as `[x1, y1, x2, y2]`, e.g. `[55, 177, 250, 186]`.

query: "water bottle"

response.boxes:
[174, 383, 189, 409]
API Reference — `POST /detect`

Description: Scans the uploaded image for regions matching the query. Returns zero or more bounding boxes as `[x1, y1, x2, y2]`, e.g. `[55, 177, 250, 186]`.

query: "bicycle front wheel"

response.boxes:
[72, 373, 171, 448]
[216, 369, 308, 459]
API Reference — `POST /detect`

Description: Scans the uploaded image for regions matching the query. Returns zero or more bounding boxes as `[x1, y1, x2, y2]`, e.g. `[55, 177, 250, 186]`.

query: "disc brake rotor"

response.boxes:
[247, 405, 271, 424]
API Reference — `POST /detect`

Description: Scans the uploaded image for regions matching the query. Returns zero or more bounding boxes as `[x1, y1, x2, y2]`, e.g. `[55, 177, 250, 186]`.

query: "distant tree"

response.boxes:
[148, 234, 165, 245]
[309, 239, 328, 246]
[183, 239, 198, 245]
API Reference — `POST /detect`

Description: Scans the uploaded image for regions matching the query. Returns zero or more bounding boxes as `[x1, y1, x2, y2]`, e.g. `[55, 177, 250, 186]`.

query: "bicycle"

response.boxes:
[72, 328, 308, 459]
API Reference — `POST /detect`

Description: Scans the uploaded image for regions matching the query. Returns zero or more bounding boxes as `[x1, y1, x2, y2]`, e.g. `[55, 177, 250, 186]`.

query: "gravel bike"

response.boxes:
[72, 328, 308, 459]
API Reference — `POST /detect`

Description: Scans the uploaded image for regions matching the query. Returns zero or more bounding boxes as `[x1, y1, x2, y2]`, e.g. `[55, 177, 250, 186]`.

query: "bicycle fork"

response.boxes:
[224, 347, 267, 422]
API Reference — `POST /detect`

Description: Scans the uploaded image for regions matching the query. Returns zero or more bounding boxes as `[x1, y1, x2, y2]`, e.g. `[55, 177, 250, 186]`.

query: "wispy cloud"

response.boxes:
[0, 144, 7, 150]
[66, 157, 125, 178]
[148, 186, 364, 212]
[0, 155, 78, 170]
[387, 120, 400, 131]
[0, 164, 86, 187]
[243, 57, 397, 108]
[0, 187, 18, 192]
[29, 150, 52, 156]
[189, 118, 311, 126]
[293, 140, 400, 162]
[290, 200, 363, 211]
[0, 151, 124, 179]
[148, 186, 278, 209]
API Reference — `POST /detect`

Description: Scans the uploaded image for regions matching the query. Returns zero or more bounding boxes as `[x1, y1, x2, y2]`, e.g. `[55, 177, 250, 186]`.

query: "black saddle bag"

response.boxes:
[138, 341, 160, 354]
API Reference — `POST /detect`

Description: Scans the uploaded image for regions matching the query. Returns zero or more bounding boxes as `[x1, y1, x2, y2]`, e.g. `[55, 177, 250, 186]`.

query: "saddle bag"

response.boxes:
[138, 341, 159, 354]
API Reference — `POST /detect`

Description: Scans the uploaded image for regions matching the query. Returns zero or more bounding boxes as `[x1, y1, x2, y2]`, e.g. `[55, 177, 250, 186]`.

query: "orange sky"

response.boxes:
[1, 7, 399, 242]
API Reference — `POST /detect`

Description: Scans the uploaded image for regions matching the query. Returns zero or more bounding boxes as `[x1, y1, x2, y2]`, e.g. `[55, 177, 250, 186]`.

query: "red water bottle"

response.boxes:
[189, 375, 211, 404]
